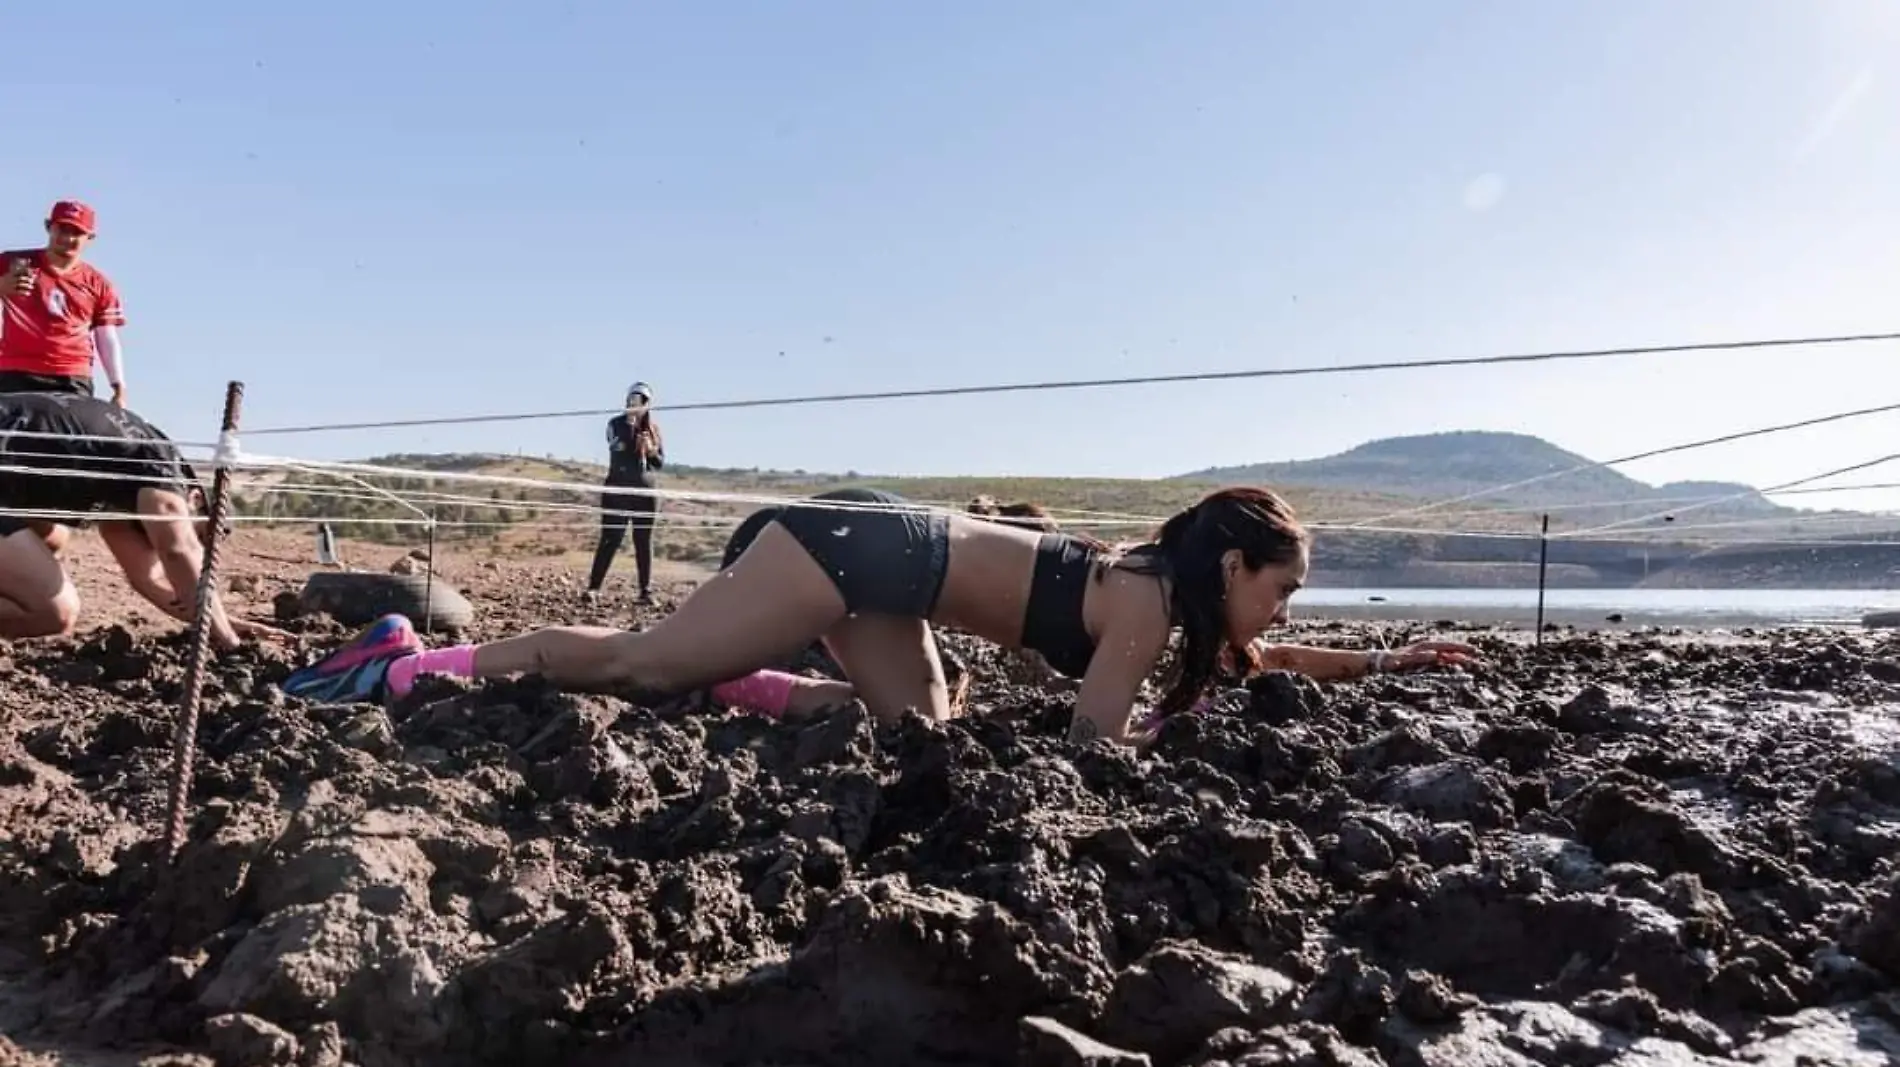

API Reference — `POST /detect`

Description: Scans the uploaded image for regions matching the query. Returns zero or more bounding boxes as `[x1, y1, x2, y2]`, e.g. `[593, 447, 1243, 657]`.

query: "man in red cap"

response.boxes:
[0, 201, 128, 406]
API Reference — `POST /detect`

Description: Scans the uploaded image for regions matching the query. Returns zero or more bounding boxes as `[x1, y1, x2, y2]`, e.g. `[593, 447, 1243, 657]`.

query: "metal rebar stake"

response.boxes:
[1535, 513, 1550, 647]
[424, 507, 437, 634]
[162, 381, 244, 863]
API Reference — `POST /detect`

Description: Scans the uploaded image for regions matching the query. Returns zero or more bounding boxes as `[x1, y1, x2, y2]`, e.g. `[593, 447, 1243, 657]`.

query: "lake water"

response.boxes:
[1296, 587, 1900, 628]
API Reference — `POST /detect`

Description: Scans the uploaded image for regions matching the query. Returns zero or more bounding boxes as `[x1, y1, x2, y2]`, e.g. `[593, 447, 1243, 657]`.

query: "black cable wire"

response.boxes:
[243, 329, 1900, 437]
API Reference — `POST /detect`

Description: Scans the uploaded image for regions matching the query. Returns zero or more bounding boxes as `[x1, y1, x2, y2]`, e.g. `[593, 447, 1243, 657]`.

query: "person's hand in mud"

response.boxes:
[1241, 639, 1479, 683]
[1372, 639, 1481, 674]
[231, 617, 298, 646]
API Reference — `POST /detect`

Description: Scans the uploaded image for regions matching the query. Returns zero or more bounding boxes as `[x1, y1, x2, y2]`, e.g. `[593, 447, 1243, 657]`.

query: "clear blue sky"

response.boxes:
[5, 1, 1897, 517]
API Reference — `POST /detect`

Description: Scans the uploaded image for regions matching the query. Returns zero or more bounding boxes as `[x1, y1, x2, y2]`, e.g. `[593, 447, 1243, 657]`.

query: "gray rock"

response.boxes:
[1730, 1002, 1900, 1065]
[1102, 942, 1299, 1063]
[204, 1012, 299, 1067]
[198, 896, 448, 1054]
[1378, 760, 1515, 828]
[1020, 1016, 1152, 1067]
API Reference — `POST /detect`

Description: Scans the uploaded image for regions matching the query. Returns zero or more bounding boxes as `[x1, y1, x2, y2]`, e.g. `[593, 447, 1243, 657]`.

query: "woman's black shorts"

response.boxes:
[720, 488, 949, 617]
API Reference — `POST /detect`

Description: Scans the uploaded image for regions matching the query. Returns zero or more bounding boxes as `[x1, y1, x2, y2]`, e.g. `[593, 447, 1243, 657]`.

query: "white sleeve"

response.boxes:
[93, 325, 125, 386]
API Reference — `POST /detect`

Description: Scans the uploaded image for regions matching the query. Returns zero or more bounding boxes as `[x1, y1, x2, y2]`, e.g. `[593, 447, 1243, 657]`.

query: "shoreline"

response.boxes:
[1291, 602, 1871, 631]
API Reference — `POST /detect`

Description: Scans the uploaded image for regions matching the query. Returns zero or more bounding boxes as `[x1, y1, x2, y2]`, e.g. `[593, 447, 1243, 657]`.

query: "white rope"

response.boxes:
[1346, 397, 1900, 529]
[0, 426, 223, 450]
[1555, 451, 1900, 540]
[1560, 510, 1900, 539]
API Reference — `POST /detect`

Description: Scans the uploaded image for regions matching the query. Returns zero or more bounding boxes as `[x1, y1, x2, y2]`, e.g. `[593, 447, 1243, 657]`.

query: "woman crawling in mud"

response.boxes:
[0, 391, 276, 649]
[289, 484, 1474, 745]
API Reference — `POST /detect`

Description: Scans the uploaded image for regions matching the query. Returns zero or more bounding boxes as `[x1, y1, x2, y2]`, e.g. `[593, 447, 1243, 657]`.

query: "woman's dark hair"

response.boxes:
[1108, 486, 1307, 718]
[967, 497, 1061, 533]
[996, 501, 1058, 532]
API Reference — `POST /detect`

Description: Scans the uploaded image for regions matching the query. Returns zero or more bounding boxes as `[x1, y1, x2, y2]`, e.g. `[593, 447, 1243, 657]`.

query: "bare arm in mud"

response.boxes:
[1068, 612, 1170, 745]
[1249, 639, 1479, 682]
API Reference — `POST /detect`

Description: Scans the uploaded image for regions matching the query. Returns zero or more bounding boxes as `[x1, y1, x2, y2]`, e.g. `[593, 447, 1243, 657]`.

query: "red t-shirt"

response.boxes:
[0, 250, 125, 378]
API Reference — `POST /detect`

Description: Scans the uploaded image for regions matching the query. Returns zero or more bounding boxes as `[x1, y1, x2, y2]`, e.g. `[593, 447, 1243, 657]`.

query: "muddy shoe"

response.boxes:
[283, 613, 421, 705]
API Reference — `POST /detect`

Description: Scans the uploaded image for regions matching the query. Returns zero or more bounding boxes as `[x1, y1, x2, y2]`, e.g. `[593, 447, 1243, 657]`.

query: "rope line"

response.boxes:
[12, 447, 1899, 540]
[1416, 479, 1900, 523]
[248, 472, 1179, 526]
[240, 330, 1900, 437]
[0, 504, 1167, 533]
[1555, 451, 1900, 539]
[245, 466, 1900, 533]
[11, 436, 1900, 546]
[1774, 480, 1900, 498]
[262, 454, 1154, 518]
[15, 502, 1892, 547]
[1558, 512, 1899, 538]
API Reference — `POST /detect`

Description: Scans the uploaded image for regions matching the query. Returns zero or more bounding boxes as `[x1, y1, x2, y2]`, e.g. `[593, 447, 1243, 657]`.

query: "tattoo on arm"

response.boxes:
[1067, 715, 1101, 743]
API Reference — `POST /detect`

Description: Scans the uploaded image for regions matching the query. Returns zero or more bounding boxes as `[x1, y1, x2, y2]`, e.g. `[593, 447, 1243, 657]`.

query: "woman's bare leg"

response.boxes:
[821, 614, 951, 723]
[0, 529, 80, 638]
[775, 676, 857, 717]
[466, 522, 847, 693]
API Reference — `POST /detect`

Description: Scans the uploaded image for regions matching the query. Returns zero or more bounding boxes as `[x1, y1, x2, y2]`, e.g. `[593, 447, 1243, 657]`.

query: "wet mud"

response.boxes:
[3, 615, 1900, 1066]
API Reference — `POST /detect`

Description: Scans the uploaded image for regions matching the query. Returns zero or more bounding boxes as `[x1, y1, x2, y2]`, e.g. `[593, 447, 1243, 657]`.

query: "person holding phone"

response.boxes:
[585, 382, 666, 603]
[1, 201, 129, 405]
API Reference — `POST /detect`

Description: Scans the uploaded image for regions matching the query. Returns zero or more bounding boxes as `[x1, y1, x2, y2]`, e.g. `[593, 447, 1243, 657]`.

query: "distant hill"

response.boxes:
[1179, 431, 1783, 520]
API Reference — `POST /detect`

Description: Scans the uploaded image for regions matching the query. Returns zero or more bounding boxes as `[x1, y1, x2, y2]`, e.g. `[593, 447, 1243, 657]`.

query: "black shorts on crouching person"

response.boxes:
[720, 488, 950, 617]
[0, 372, 92, 397]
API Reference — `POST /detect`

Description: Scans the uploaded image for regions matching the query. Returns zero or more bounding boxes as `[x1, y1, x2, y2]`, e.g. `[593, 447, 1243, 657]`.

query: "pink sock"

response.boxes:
[386, 645, 477, 697]
[708, 670, 799, 718]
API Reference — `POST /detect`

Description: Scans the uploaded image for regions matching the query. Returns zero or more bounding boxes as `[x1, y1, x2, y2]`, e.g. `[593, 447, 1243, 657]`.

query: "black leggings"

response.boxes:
[587, 489, 657, 593]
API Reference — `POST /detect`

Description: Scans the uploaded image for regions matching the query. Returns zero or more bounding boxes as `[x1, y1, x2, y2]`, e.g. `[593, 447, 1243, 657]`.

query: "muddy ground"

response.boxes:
[3, 533, 1900, 1066]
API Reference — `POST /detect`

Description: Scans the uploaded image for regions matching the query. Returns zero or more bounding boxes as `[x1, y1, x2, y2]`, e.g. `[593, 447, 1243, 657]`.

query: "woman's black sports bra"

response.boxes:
[1019, 533, 1101, 678]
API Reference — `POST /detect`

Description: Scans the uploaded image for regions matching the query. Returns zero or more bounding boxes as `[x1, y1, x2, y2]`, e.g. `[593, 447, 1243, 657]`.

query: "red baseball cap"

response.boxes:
[47, 201, 97, 235]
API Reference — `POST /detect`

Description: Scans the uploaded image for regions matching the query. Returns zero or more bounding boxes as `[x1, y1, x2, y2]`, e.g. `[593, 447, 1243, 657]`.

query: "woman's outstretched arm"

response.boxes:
[1251, 638, 1480, 681]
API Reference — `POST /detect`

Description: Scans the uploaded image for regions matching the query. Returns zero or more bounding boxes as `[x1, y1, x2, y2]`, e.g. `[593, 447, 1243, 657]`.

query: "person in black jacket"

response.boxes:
[585, 382, 665, 602]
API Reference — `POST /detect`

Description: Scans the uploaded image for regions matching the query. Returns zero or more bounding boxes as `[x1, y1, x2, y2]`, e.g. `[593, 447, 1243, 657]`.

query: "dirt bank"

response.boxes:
[2, 554, 1900, 1065]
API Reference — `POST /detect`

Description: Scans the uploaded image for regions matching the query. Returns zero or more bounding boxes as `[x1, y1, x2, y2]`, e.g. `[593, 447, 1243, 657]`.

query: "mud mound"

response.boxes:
[2, 625, 1900, 1065]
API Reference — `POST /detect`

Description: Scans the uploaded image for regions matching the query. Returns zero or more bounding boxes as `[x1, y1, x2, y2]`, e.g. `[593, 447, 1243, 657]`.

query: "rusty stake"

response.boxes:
[162, 380, 244, 863]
